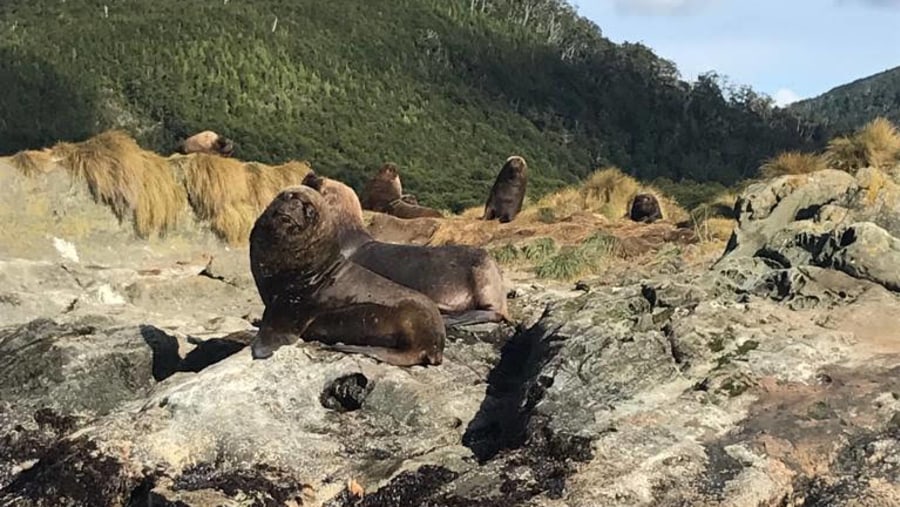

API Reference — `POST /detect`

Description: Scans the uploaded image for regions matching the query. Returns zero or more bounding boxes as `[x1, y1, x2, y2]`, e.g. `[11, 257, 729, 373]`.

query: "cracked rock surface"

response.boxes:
[2, 162, 900, 506]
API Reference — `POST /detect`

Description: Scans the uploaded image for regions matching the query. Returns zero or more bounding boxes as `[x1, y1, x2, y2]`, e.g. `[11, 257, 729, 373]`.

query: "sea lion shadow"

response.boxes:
[461, 310, 565, 462]
[139, 325, 252, 381]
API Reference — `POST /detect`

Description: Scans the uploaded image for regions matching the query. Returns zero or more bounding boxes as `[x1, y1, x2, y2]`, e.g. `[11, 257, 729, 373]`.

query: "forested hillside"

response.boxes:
[791, 66, 900, 135]
[0, 0, 824, 210]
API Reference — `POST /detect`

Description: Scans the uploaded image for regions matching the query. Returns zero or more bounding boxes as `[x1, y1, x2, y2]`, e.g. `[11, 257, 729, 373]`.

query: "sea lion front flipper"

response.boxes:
[442, 310, 509, 327]
[325, 345, 432, 366]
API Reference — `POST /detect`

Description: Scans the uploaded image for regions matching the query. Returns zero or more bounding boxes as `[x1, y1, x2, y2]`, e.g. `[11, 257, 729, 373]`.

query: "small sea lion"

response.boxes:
[629, 193, 662, 223]
[249, 185, 445, 366]
[176, 130, 235, 157]
[360, 163, 443, 219]
[303, 173, 510, 326]
[360, 163, 402, 212]
[483, 156, 527, 223]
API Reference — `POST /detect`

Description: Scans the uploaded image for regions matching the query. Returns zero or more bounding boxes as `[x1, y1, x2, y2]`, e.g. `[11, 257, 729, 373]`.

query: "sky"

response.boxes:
[575, 0, 900, 106]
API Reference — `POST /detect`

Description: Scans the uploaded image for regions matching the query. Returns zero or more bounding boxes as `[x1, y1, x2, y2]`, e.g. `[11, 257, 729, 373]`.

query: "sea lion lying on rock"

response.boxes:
[629, 193, 663, 223]
[176, 130, 235, 157]
[249, 185, 445, 366]
[483, 156, 527, 223]
[360, 163, 443, 219]
[303, 172, 510, 326]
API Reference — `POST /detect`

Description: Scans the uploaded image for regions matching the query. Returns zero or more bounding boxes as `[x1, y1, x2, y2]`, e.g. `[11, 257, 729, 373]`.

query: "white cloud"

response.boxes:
[614, 0, 720, 15]
[773, 88, 802, 107]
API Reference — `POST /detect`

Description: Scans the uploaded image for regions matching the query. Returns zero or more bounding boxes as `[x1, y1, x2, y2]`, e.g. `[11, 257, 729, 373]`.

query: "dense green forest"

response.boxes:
[0, 0, 826, 210]
[791, 66, 900, 136]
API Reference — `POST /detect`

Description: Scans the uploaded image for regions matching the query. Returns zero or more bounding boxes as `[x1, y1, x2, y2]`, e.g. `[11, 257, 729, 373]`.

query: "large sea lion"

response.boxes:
[249, 185, 445, 366]
[176, 130, 235, 157]
[360, 163, 443, 219]
[629, 193, 662, 223]
[483, 156, 527, 223]
[302, 172, 510, 326]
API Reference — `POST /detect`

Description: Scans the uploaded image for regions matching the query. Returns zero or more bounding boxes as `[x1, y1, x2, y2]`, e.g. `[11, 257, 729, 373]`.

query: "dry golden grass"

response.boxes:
[8, 149, 57, 176]
[689, 190, 737, 243]
[45, 131, 186, 238]
[9, 130, 311, 244]
[173, 154, 311, 244]
[826, 117, 900, 173]
[759, 151, 826, 178]
[519, 167, 688, 225]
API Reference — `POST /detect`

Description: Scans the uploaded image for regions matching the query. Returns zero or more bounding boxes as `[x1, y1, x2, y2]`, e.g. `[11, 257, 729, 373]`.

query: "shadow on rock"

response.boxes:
[462, 311, 565, 462]
[140, 326, 253, 381]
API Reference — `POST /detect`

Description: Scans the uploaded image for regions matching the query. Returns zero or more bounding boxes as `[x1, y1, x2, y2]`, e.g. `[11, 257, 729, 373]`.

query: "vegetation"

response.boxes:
[791, 66, 900, 134]
[759, 151, 826, 179]
[0, 0, 825, 211]
[824, 117, 900, 173]
[7, 130, 311, 244]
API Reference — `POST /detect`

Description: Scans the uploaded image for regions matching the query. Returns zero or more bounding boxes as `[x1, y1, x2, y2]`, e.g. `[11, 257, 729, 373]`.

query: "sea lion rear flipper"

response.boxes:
[325, 345, 428, 366]
[442, 310, 508, 327]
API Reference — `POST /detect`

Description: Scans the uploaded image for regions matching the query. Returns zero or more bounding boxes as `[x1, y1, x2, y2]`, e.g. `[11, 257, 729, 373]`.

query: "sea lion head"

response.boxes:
[302, 173, 371, 254]
[503, 155, 528, 177]
[250, 185, 340, 281]
[377, 163, 402, 196]
[629, 193, 662, 222]
[215, 135, 235, 157]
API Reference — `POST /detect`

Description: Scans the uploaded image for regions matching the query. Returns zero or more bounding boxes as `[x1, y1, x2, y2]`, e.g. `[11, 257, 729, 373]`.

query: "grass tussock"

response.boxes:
[690, 190, 738, 243]
[11, 130, 312, 244]
[174, 154, 311, 244]
[825, 117, 900, 173]
[8, 149, 57, 176]
[50, 130, 185, 238]
[759, 151, 826, 178]
[490, 233, 622, 281]
[521, 167, 688, 224]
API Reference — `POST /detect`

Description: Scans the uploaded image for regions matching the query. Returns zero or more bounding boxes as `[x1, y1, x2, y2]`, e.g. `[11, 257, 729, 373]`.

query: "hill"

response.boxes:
[790, 66, 900, 134]
[0, 0, 824, 210]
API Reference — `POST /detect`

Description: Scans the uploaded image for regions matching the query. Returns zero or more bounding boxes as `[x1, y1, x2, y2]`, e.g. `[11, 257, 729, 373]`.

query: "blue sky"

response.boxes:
[575, 0, 900, 106]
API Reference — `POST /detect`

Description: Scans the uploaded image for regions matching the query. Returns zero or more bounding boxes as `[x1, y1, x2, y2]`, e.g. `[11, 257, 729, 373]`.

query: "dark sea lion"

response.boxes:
[249, 185, 445, 366]
[483, 156, 528, 223]
[629, 193, 662, 223]
[360, 163, 443, 219]
[303, 173, 510, 326]
[360, 163, 402, 212]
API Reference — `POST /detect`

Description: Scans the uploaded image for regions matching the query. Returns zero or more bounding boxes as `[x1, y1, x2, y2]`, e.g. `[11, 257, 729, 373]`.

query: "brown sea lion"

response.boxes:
[483, 156, 527, 223]
[176, 130, 235, 157]
[249, 185, 445, 366]
[360, 163, 443, 219]
[360, 163, 402, 212]
[629, 193, 662, 223]
[302, 172, 510, 326]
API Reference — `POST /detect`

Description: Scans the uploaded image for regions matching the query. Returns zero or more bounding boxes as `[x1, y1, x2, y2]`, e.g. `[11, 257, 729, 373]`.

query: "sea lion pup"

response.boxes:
[483, 155, 528, 223]
[629, 193, 662, 223]
[302, 172, 510, 326]
[176, 130, 235, 157]
[249, 185, 445, 366]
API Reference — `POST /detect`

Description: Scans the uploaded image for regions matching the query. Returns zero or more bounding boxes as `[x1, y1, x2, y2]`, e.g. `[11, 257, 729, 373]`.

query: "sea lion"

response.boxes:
[360, 163, 443, 219]
[176, 130, 235, 157]
[483, 156, 527, 223]
[249, 185, 445, 366]
[361, 163, 402, 212]
[302, 172, 510, 326]
[629, 193, 662, 223]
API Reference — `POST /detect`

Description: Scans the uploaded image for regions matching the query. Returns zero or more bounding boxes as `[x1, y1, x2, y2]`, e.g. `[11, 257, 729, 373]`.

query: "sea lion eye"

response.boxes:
[303, 203, 318, 222]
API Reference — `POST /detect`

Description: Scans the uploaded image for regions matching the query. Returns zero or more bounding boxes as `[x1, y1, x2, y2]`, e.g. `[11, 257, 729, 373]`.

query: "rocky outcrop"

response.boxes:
[725, 167, 900, 292]
[2, 166, 900, 506]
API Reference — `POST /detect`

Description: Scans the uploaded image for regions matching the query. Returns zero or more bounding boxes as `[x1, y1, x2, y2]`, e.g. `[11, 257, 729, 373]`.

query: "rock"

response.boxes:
[726, 168, 900, 293]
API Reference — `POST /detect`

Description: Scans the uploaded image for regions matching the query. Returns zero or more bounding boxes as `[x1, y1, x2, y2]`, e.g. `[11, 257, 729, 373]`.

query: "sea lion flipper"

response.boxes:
[325, 344, 433, 366]
[442, 310, 509, 328]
